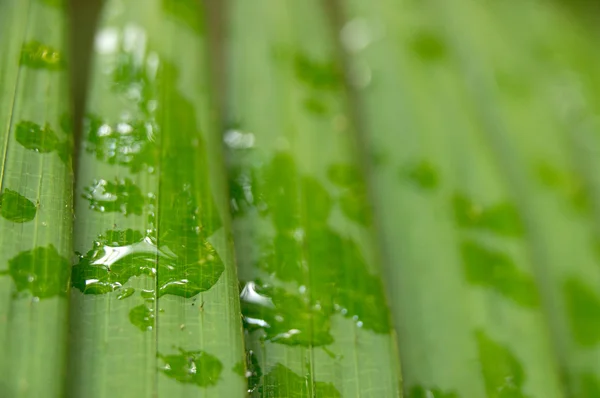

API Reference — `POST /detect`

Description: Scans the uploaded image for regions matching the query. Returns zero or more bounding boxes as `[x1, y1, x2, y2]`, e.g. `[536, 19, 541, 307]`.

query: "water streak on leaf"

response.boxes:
[0, 189, 36, 223]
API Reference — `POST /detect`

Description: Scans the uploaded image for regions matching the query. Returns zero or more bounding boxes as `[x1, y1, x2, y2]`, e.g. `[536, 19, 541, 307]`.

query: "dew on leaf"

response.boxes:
[6, 245, 70, 299]
[158, 348, 223, 387]
[71, 229, 155, 295]
[15, 121, 60, 153]
[117, 287, 135, 300]
[228, 164, 261, 217]
[129, 303, 154, 331]
[156, 239, 224, 298]
[460, 240, 539, 307]
[83, 114, 158, 173]
[82, 178, 145, 216]
[241, 281, 334, 346]
[564, 278, 600, 347]
[239, 153, 392, 343]
[0, 189, 36, 223]
[71, 228, 225, 298]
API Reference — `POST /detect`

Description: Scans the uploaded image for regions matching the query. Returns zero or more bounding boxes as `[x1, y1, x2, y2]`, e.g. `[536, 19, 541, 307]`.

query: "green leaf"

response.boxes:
[339, 0, 600, 396]
[227, 0, 402, 396]
[0, 1, 73, 397]
[67, 1, 246, 397]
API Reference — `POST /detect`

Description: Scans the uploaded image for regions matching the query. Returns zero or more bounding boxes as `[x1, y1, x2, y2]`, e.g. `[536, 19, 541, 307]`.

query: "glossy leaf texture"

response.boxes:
[225, 0, 402, 396]
[67, 0, 246, 397]
[338, 0, 600, 397]
[0, 0, 74, 397]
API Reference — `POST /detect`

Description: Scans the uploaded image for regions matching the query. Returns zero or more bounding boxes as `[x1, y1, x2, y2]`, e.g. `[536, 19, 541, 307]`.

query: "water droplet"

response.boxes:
[82, 178, 145, 216]
[129, 303, 154, 331]
[95, 28, 120, 54]
[341, 18, 372, 53]
[117, 287, 135, 300]
[564, 278, 600, 346]
[158, 349, 223, 387]
[15, 121, 60, 153]
[20, 41, 64, 69]
[224, 129, 255, 149]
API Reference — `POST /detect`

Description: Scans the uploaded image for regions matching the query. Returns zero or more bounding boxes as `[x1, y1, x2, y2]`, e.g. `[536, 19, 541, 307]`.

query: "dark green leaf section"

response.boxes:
[161, 0, 204, 35]
[328, 163, 372, 226]
[476, 330, 531, 398]
[563, 278, 600, 347]
[236, 152, 391, 344]
[4, 245, 70, 299]
[82, 178, 145, 216]
[15, 120, 71, 164]
[155, 58, 223, 241]
[259, 364, 341, 398]
[0, 189, 36, 222]
[409, 30, 448, 62]
[400, 160, 440, 190]
[580, 374, 600, 397]
[20, 40, 64, 70]
[453, 194, 524, 237]
[453, 194, 537, 307]
[71, 228, 224, 298]
[460, 241, 538, 307]
[536, 161, 591, 214]
[294, 53, 343, 91]
[158, 349, 223, 387]
[407, 385, 458, 398]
